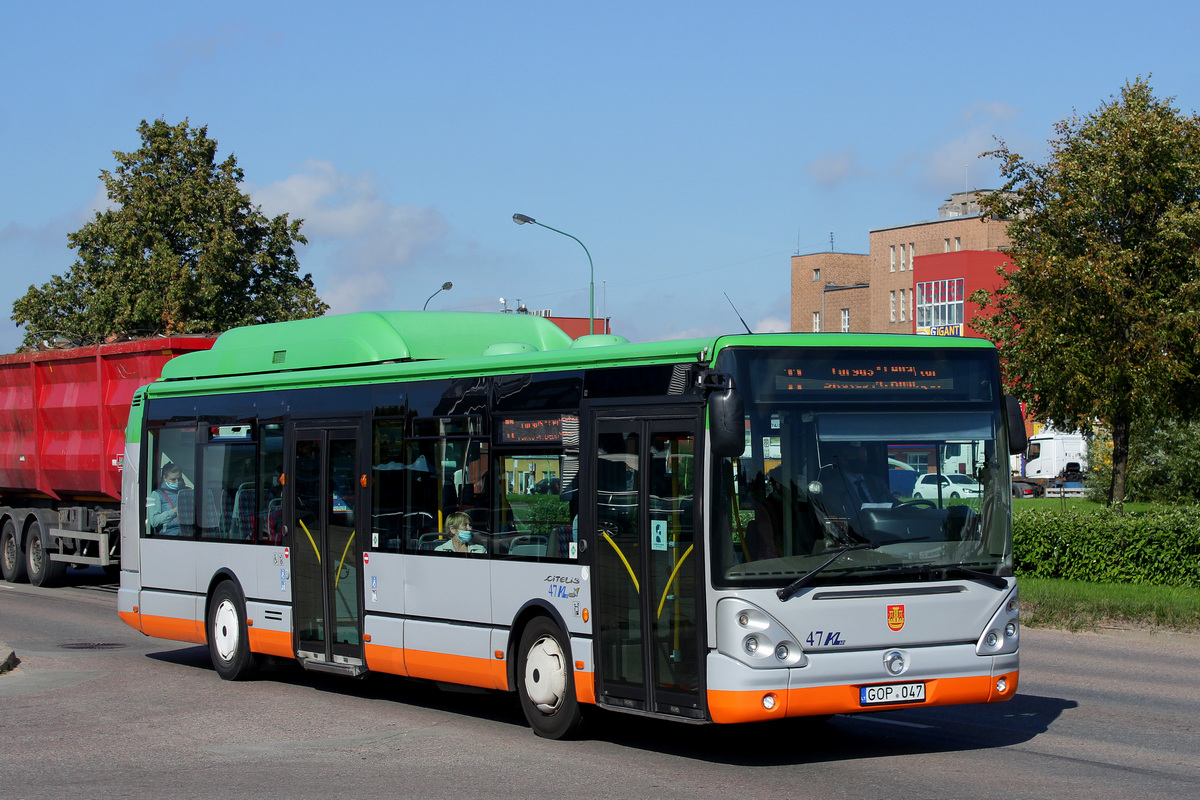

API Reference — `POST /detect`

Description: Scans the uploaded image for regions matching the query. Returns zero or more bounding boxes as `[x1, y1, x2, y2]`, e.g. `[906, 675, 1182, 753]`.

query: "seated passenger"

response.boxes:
[435, 511, 485, 554]
[147, 463, 189, 536]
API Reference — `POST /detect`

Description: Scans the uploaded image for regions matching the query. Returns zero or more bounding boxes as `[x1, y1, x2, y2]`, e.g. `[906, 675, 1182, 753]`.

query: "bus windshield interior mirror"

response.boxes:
[1005, 396, 1027, 456]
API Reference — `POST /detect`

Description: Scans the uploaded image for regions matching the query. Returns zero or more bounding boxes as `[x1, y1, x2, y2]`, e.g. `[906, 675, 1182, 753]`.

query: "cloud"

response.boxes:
[254, 160, 447, 261]
[754, 315, 790, 333]
[808, 150, 871, 189]
[1, 181, 112, 247]
[919, 102, 1023, 192]
[148, 25, 243, 88]
[320, 268, 397, 315]
[251, 160, 450, 313]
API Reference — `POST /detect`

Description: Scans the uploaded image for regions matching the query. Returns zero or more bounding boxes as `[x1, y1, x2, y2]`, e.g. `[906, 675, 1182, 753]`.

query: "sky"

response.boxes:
[2, 1, 1198, 353]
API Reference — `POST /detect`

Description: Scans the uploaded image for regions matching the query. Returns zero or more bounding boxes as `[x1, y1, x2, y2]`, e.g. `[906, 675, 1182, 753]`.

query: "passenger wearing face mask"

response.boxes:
[435, 511, 485, 554]
[148, 463, 188, 536]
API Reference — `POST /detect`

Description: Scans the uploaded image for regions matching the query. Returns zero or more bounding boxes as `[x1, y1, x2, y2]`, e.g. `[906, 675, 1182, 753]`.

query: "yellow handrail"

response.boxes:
[657, 543, 694, 619]
[334, 530, 356, 589]
[601, 530, 639, 593]
[298, 519, 321, 564]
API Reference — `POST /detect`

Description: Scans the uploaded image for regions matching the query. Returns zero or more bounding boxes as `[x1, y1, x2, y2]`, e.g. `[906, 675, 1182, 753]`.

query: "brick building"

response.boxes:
[791, 191, 1012, 336]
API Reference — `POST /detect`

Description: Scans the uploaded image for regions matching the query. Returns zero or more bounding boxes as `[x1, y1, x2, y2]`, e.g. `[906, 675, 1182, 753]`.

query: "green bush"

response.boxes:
[1013, 506, 1200, 587]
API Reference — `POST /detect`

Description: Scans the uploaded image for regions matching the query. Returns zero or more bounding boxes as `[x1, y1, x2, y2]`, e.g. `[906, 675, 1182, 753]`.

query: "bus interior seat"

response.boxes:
[230, 483, 256, 540]
[418, 531, 447, 550]
[509, 543, 547, 557]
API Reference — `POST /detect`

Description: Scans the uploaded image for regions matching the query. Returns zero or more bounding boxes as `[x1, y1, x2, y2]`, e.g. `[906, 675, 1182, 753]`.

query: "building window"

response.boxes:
[899, 288, 906, 322]
[812, 311, 821, 332]
[899, 245, 906, 271]
[890, 291, 896, 322]
[955, 237, 962, 251]
[944, 238, 951, 252]
[909, 243, 916, 266]
[840, 308, 850, 333]
[889, 245, 896, 272]
[812, 268, 820, 282]
[916, 278, 965, 331]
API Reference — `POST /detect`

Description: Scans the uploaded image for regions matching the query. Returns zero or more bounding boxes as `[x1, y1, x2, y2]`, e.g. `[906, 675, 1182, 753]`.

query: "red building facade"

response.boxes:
[912, 250, 1011, 337]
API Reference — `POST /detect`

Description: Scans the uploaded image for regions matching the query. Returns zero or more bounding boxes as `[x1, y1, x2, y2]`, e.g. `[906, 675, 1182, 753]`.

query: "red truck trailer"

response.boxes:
[0, 336, 214, 586]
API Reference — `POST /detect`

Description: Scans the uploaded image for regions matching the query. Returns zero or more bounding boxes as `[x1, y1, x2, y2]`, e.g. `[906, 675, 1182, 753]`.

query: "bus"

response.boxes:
[117, 311, 1027, 738]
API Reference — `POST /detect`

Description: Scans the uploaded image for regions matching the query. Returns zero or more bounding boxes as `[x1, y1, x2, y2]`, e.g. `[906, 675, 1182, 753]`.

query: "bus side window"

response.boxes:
[145, 425, 198, 538]
[495, 454, 569, 559]
[370, 419, 406, 553]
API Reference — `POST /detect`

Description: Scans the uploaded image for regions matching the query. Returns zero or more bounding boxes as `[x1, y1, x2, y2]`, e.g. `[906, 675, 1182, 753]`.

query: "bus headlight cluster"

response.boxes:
[976, 585, 1020, 656]
[717, 599, 807, 669]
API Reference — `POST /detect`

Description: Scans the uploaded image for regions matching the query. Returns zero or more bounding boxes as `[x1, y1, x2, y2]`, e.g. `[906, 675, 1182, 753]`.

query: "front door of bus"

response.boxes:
[592, 413, 703, 718]
[290, 424, 365, 672]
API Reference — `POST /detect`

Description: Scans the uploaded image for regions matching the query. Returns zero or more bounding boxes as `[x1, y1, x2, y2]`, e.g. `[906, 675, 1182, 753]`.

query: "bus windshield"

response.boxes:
[711, 346, 1011, 589]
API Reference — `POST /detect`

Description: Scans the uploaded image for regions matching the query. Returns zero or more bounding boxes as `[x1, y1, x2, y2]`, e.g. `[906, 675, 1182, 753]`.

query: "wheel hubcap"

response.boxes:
[29, 538, 43, 573]
[213, 599, 240, 662]
[524, 635, 566, 714]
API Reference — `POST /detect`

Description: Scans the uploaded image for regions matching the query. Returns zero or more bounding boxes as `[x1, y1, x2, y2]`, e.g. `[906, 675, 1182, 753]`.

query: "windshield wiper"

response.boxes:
[775, 536, 930, 601]
[776, 544, 872, 601]
[852, 563, 1009, 590]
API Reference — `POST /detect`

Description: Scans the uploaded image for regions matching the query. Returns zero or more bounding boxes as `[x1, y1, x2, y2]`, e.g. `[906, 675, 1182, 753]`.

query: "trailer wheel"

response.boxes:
[517, 616, 582, 739]
[1, 519, 27, 583]
[208, 581, 259, 681]
[26, 521, 65, 587]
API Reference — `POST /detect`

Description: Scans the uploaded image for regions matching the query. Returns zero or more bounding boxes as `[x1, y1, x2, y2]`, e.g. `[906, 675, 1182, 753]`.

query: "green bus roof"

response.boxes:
[150, 311, 994, 396]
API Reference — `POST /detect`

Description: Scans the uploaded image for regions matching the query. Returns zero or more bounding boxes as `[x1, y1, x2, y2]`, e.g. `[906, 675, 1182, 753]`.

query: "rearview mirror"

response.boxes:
[708, 386, 745, 458]
[1005, 396, 1027, 456]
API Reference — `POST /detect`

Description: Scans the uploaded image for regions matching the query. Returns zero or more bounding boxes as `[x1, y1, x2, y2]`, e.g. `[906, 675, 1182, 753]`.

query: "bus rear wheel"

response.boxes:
[208, 581, 259, 681]
[26, 523, 65, 587]
[1, 520, 27, 583]
[517, 617, 582, 739]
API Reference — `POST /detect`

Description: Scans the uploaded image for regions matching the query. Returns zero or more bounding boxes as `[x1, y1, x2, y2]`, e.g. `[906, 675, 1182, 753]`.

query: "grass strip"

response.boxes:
[1019, 577, 1200, 632]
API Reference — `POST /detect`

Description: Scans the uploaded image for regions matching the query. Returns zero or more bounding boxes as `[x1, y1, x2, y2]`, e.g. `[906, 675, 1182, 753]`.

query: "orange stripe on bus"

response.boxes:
[247, 627, 293, 659]
[364, 643, 408, 677]
[574, 669, 596, 705]
[138, 613, 206, 645]
[369, 646, 502, 691]
[117, 609, 142, 632]
[708, 672, 1019, 724]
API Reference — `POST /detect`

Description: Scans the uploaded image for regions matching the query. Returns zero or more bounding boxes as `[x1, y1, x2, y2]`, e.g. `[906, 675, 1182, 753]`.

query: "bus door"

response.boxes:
[289, 423, 366, 675]
[590, 411, 704, 719]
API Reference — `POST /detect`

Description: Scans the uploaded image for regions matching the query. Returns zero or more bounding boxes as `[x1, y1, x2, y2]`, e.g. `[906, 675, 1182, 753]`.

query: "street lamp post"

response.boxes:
[423, 281, 453, 310]
[512, 213, 595, 335]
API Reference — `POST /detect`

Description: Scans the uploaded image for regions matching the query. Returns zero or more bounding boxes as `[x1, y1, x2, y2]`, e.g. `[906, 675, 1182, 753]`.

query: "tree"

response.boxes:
[974, 78, 1200, 508]
[13, 119, 328, 345]
[1087, 417, 1200, 504]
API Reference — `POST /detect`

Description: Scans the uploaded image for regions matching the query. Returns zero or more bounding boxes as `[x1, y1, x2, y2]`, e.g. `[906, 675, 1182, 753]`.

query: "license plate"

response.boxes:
[860, 682, 926, 705]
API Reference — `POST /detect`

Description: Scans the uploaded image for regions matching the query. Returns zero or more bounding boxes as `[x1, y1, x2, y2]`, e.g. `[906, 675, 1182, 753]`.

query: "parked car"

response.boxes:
[912, 473, 982, 499]
[530, 477, 560, 495]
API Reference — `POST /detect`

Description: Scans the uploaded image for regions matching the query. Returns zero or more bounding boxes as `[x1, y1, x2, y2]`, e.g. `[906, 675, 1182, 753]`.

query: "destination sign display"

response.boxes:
[500, 416, 563, 444]
[774, 361, 955, 393]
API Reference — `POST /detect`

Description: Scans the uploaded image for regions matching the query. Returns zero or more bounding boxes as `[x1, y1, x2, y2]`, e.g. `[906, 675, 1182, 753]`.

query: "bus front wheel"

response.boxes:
[517, 617, 582, 739]
[208, 581, 259, 681]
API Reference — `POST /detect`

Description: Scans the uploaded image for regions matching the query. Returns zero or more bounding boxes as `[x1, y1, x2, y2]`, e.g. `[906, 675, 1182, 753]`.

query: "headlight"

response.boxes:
[976, 585, 1020, 656]
[717, 599, 807, 669]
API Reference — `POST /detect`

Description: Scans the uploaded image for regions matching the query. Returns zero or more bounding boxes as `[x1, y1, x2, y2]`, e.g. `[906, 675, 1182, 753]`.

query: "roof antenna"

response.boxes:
[724, 292, 753, 334]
